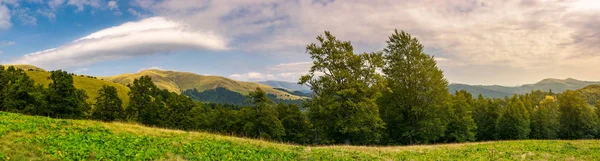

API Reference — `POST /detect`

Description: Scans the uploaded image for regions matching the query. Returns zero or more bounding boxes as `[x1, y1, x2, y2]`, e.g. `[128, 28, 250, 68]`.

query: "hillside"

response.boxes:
[103, 69, 302, 100]
[258, 80, 311, 93]
[576, 84, 600, 105]
[2, 65, 131, 106]
[4, 64, 47, 72]
[1, 112, 599, 160]
[449, 78, 600, 98]
[26, 71, 130, 106]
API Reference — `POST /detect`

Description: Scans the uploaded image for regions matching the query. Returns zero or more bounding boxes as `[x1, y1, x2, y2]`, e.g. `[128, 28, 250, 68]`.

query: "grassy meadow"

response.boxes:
[1, 111, 599, 160]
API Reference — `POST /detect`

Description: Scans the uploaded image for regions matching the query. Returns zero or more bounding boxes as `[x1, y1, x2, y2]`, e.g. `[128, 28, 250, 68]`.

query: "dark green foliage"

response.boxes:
[183, 87, 250, 105]
[0, 66, 45, 114]
[300, 31, 385, 145]
[557, 90, 597, 139]
[530, 96, 560, 139]
[126, 76, 162, 124]
[45, 70, 90, 119]
[277, 103, 311, 144]
[183, 87, 304, 107]
[473, 95, 500, 141]
[495, 95, 530, 140]
[596, 102, 600, 138]
[444, 90, 477, 142]
[242, 88, 285, 140]
[378, 30, 449, 144]
[163, 92, 196, 130]
[92, 85, 123, 121]
[202, 103, 244, 134]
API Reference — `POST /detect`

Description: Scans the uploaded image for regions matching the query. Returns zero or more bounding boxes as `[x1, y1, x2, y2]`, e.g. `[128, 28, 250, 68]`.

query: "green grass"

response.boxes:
[2, 112, 600, 160]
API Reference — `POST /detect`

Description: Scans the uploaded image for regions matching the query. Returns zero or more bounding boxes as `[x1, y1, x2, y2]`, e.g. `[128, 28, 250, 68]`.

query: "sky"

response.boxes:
[0, 0, 599, 86]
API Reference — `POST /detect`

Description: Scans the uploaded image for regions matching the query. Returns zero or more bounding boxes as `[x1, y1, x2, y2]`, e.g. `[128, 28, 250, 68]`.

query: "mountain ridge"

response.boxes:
[102, 69, 303, 100]
[449, 78, 600, 98]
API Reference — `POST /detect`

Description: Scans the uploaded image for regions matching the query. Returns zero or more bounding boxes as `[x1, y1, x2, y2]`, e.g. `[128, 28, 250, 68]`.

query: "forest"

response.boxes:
[1, 30, 600, 145]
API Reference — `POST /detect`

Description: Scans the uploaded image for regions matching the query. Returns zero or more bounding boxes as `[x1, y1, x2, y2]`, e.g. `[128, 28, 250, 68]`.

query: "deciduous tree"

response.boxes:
[378, 30, 449, 144]
[300, 31, 385, 145]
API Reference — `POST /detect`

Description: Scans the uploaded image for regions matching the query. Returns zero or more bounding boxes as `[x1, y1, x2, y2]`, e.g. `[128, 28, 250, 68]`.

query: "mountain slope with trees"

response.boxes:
[103, 69, 303, 100]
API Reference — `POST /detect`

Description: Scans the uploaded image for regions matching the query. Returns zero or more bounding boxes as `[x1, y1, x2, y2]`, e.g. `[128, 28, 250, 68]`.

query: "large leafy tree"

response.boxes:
[300, 31, 385, 145]
[242, 88, 285, 140]
[126, 76, 162, 125]
[45, 70, 90, 118]
[92, 85, 123, 121]
[495, 95, 530, 140]
[558, 90, 597, 139]
[378, 30, 449, 144]
[530, 96, 560, 139]
[444, 90, 477, 142]
[0, 66, 44, 113]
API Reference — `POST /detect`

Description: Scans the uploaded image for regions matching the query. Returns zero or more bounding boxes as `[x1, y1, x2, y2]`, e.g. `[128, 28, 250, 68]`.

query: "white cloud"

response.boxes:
[73, 67, 88, 73]
[67, 0, 101, 11]
[108, 0, 117, 10]
[12, 7, 36, 25]
[229, 62, 319, 82]
[0, 4, 11, 29]
[229, 72, 276, 81]
[0, 40, 15, 46]
[127, 8, 147, 18]
[36, 9, 56, 20]
[138, 66, 163, 72]
[11, 17, 229, 69]
[48, 0, 65, 10]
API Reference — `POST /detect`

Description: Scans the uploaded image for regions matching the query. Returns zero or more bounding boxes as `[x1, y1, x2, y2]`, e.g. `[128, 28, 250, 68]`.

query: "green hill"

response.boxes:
[103, 69, 303, 100]
[1, 111, 599, 160]
[4, 64, 47, 72]
[2, 65, 131, 106]
[25, 70, 131, 106]
[449, 78, 600, 98]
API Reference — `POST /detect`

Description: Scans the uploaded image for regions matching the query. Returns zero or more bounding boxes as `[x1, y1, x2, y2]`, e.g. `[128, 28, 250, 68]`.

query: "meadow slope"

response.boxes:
[24, 71, 130, 106]
[1, 112, 600, 160]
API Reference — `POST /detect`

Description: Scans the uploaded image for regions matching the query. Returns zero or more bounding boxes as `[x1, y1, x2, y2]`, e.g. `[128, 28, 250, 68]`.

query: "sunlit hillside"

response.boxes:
[102, 69, 303, 100]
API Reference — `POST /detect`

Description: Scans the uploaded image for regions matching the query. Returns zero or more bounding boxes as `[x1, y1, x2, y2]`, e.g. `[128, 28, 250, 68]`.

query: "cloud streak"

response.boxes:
[0, 3, 10, 29]
[11, 17, 228, 69]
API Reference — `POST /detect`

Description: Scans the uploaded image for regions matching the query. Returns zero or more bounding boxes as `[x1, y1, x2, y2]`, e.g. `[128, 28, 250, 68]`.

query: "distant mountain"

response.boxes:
[258, 80, 311, 93]
[449, 78, 600, 98]
[448, 84, 513, 98]
[102, 69, 304, 100]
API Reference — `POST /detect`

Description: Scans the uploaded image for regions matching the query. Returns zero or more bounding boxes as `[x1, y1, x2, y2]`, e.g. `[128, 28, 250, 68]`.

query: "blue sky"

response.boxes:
[1, 0, 600, 85]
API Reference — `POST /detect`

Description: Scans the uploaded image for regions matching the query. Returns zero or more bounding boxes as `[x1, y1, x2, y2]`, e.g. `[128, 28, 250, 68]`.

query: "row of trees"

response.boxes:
[298, 30, 600, 145]
[0, 67, 88, 118]
[2, 30, 600, 145]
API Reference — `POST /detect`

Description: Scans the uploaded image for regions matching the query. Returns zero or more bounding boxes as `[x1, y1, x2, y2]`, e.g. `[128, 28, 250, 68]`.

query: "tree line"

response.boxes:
[1, 30, 600, 145]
